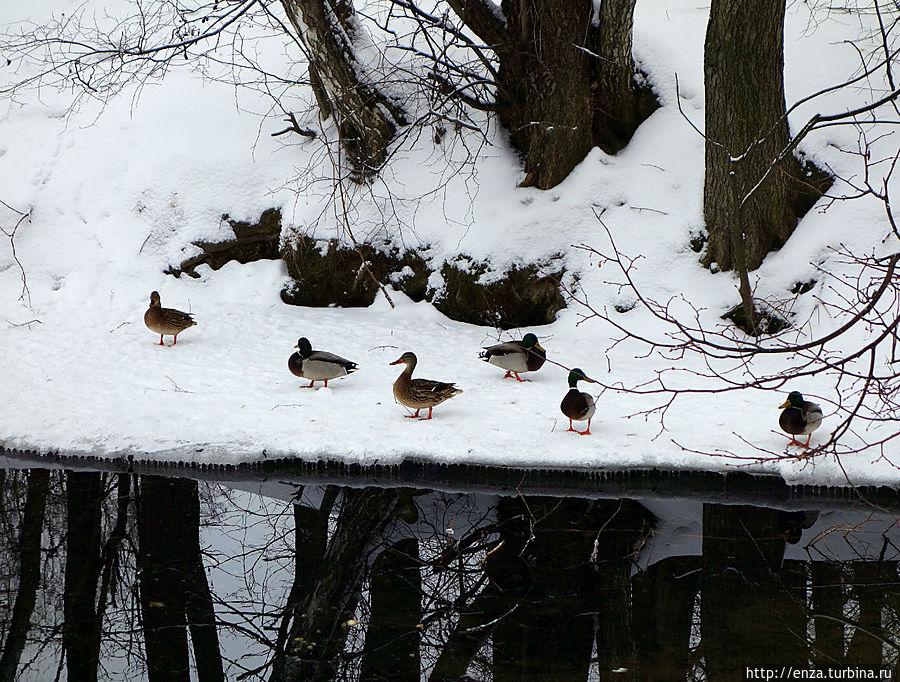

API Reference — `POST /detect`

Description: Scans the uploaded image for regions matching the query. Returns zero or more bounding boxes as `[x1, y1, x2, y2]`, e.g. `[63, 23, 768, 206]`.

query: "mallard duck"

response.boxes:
[779, 391, 823, 448]
[390, 351, 462, 419]
[560, 368, 598, 435]
[144, 291, 196, 346]
[288, 337, 358, 388]
[479, 333, 546, 382]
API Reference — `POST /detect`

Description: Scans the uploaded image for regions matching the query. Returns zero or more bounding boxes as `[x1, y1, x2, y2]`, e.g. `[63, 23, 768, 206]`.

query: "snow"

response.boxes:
[2, 0, 900, 487]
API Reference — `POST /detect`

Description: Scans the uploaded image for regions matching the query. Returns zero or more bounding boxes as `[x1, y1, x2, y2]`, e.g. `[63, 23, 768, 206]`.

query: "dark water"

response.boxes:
[1, 462, 899, 681]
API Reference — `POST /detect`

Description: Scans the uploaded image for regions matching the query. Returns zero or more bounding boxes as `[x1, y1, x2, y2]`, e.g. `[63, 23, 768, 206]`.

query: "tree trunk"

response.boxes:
[810, 562, 845, 666]
[271, 487, 401, 682]
[0, 469, 50, 682]
[137, 477, 192, 682]
[360, 537, 422, 681]
[592, 0, 656, 154]
[449, 0, 657, 190]
[64, 472, 105, 682]
[280, 0, 404, 179]
[702, 0, 830, 272]
[182, 482, 225, 682]
[497, 0, 595, 189]
[137, 476, 223, 682]
[632, 556, 701, 681]
[701, 504, 808, 679]
[274, 486, 337, 664]
[846, 561, 893, 665]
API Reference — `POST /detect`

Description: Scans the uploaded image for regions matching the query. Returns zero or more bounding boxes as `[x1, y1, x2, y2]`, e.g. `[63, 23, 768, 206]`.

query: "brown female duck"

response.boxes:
[144, 291, 196, 346]
[390, 351, 462, 420]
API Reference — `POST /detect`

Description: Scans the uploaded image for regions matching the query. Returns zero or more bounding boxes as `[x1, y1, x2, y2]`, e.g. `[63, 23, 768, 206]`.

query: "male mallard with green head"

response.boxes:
[779, 391, 823, 448]
[390, 352, 462, 419]
[144, 291, 196, 346]
[289, 337, 358, 388]
[479, 333, 546, 382]
[560, 368, 598, 435]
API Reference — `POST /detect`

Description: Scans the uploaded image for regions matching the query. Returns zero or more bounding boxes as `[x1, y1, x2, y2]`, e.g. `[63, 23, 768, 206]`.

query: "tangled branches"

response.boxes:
[577, 226, 900, 456]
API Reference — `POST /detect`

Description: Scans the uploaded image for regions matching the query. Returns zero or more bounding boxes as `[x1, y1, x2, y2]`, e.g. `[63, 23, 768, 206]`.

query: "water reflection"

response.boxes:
[1, 466, 899, 680]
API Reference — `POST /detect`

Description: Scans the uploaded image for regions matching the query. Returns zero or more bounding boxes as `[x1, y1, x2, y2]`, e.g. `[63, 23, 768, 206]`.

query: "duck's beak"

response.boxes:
[294, 344, 299, 349]
[535, 343, 546, 353]
[584, 376, 598, 384]
[389, 358, 403, 365]
[779, 399, 790, 409]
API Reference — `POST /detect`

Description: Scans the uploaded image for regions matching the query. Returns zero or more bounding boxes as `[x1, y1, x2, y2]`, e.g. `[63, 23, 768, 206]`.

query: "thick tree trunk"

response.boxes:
[846, 561, 894, 665]
[360, 537, 421, 681]
[137, 476, 224, 682]
[497, 0, 595, 189]
[182, 483, 225, 682]
[702, 0, 830, 272]
[271, 487, 401, 682]
[450, 0, 656, 189]
[810, 562, 845, 666]
[701, 505, 808, 679]
[280, 0, 404, 179]
[632, 556, 701, 680]
[64, 472, 105, 682]
[274, 486, 337, 663]
[592, 0, 656, 154]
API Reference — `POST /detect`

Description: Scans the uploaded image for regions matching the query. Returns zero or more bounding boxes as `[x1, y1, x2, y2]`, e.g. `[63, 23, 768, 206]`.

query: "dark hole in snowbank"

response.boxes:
[166, 208, 282, 278]
[160, 207, 567, 329]
[722, 301, 790, 335]
[281, 234, 567, 329]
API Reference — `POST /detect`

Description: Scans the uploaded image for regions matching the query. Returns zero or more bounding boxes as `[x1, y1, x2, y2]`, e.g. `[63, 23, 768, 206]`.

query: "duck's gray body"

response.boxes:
[479, 334, 546, 380]
[289, 351, 357, 381]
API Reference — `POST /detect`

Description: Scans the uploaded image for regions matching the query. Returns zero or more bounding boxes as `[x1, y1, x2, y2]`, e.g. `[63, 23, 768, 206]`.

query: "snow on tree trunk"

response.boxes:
[592, 0, 655, 154]
[450, 0, 657, 190]
[498, 0, 595, 190]
[280, 0, 405, 180]
[702, 0, 830, 272]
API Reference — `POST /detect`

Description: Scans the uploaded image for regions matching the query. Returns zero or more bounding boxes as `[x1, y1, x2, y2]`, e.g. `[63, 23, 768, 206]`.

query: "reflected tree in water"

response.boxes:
[0, 469, 49, 682]
[2, 467, 900, 680]
[136, 475, 224, 682]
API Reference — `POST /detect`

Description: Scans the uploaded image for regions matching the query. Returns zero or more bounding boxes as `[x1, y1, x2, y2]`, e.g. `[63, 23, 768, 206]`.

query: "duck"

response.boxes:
[390, 351, 462, 419]
[144, 291, 196, 346]
[479, 333, 546, 382]
[779, 391, 823, 448]
[288, 337, 358, 388]
[560, 368, 598, 435]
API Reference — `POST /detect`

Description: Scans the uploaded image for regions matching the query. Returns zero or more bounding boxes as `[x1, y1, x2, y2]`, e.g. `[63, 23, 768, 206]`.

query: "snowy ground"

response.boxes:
[2, 0, 900, 487]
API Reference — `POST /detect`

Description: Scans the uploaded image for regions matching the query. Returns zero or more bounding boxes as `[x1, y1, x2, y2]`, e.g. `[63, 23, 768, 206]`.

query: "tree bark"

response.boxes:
[702, 0, 830, 272]
[280, 0, 405, 179]
[497, 0, 595, 190]
[592, 0, 655, 153]
[450, 0, 657, 189]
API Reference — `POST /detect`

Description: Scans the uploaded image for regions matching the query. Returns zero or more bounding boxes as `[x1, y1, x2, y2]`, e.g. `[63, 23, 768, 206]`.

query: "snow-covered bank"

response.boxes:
[2, 0, 900, 488]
